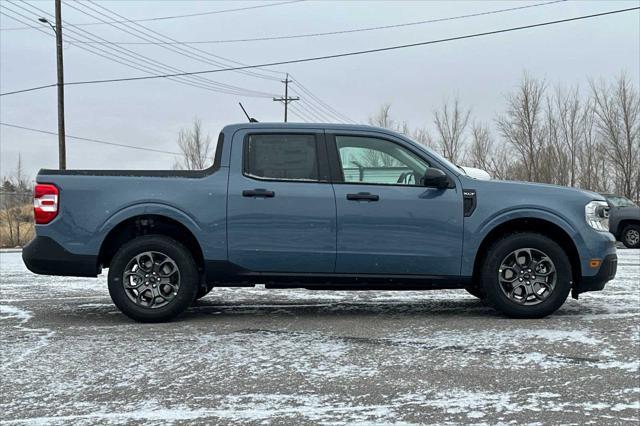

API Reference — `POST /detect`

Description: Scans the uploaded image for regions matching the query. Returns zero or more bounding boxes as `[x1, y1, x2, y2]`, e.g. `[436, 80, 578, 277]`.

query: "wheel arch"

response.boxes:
[98, 214, 205, 273]
[471, 217, 582, 287]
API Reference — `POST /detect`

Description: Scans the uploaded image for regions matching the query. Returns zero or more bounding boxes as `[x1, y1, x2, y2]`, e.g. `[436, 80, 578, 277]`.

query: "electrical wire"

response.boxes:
[0, 0, 303, 30]
[79, 0, 283, 81]
[2, 6, 638, 97]
[290, 77, 356, 123]
[2, 3, 278, 97]
[1, 8, 270, 97]
[66, 0, 567, 46]
[0, 122, 180, 155]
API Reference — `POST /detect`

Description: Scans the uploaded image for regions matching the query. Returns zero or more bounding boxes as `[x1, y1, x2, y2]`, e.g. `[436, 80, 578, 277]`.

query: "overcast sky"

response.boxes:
[1, 0, 638, 178]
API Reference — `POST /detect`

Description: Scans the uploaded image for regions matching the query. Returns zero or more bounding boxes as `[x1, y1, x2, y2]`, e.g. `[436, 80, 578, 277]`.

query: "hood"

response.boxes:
[468, 178, 606, 205]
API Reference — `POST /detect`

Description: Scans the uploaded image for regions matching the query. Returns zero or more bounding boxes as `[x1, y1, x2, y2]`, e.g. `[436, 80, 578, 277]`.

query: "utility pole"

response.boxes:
[272, 73, 299, 122]
[38, 0, 66, 169]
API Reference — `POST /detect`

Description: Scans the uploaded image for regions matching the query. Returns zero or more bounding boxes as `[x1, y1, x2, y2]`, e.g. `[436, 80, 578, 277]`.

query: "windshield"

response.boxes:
[606, 195, 637, 207]
[410, 141, 461, 175]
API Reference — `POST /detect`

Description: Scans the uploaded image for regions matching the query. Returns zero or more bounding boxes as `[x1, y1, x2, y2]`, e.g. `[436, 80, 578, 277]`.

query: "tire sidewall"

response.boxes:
[622, 225, 640, 249]
[108, 235, 199, 322]
[481, 233, 572, 318]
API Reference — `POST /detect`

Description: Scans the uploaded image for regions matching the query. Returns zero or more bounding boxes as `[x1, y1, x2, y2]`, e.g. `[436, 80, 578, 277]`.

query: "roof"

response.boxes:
[221, 122, 393, 133]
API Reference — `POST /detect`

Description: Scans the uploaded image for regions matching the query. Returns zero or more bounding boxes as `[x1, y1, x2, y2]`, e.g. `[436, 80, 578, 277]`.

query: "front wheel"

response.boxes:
[480, 233, 572, 318]
[621, 224, 640, 248]
[108, 235, 199, 322]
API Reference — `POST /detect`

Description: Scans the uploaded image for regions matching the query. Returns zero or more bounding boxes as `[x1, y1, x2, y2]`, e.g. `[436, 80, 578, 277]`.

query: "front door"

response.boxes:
[227, 129, 336, 273]
[329, 132, 463, 276]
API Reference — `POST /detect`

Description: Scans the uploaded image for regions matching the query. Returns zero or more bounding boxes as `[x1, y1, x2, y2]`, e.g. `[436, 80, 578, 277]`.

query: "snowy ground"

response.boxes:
[1, 250, 639, 425]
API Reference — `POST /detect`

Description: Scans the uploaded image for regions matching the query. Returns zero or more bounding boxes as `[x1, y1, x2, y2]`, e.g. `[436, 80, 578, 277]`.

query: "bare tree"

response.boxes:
[554, 85, 584, 187]
[432, 97, 471, 164]
[368, 103, 394, 129]
[496, 73, 547, 182]
[0, 155, 33, 247]
[469, 123, 493, 172]
[577, 100, 599, 190]
[173, 118, 213, 170]
[590, 74, 640, 199]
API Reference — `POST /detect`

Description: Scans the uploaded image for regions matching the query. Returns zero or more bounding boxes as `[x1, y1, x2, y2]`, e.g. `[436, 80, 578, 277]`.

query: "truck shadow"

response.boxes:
[185, 297, 496, 319]
[61, 297, 501, 326]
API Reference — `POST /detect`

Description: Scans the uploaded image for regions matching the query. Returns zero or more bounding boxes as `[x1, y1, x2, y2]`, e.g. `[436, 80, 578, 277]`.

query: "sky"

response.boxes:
[0, 0, 639, 179]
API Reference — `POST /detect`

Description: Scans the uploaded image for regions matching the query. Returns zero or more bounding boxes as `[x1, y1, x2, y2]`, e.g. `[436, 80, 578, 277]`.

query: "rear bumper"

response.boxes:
[22, 236, 99, 277]
[573, 253, 617, 297]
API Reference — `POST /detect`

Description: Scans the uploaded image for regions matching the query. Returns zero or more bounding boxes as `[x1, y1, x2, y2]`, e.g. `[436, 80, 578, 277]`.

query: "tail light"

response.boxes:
[34, 184, 59, 224]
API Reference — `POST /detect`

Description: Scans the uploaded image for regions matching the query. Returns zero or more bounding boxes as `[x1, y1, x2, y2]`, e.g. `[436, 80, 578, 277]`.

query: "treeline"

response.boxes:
[369, 73, 639, 200]
[0, 156, 33, 247]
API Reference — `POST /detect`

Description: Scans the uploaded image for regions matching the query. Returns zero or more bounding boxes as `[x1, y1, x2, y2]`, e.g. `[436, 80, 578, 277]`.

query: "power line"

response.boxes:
[288, 104, 311, 122]
[0, 0, 303, 30]
[0, 8, 271, 98]
[290, 77, 356, 123]
[0, 123, 180, 155]
[65, 0, 567, 46]
[2, 6, 638, 97]
[2, 2, 279, 97]
[289, 92, 336, 122]
[78, 0, 283, 81]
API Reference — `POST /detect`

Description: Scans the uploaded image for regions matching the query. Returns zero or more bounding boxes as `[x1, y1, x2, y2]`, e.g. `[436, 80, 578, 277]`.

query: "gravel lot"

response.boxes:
[1, 249, 639, 424]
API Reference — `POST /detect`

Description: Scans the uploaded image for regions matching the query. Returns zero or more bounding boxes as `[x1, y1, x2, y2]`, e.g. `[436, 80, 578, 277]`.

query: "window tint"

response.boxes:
[245, 134, 319, 181]
[335, 136, 429, 185]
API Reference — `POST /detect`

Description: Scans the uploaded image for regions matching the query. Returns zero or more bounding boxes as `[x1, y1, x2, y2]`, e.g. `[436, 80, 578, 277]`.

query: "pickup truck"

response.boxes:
[23, 123, 618, 322]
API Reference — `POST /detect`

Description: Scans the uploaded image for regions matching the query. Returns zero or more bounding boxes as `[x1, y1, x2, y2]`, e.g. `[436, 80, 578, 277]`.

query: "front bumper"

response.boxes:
[572, 253, 617, 298]
[22, 236, 99, 277]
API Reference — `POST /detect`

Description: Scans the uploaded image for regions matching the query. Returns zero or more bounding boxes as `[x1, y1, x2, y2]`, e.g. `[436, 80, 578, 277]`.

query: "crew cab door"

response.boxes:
[227, 129, 336, 273]
[328, 131, 463, 276]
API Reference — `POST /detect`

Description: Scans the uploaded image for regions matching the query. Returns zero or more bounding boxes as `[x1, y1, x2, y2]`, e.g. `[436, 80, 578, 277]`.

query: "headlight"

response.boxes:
[585, 201, 609, 231]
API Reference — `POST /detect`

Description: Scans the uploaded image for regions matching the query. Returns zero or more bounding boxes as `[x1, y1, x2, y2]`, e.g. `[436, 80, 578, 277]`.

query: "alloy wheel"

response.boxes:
[122, 251, 181, 309]
[498, 248, 557, 306]
[625, 229, 640, 247]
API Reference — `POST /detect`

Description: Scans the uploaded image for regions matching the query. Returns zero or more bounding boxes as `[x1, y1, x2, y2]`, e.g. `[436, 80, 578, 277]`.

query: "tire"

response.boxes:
[465, 286, 485, 300]
[108, 235, 199, 322]
[621, 224, 640, 249]
[480, 233, 572, 318]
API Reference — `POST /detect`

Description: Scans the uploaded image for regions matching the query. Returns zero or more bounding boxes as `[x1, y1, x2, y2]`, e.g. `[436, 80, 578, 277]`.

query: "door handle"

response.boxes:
[346, 192, 379, 201]
[242, 188, 275, 198]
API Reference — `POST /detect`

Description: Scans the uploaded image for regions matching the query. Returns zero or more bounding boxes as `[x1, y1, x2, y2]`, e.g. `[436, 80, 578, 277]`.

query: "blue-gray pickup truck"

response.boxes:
[23, 123, 618, 322]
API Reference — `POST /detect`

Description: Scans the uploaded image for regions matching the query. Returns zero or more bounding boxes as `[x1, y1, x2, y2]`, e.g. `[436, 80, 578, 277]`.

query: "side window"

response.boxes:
[335, 136, 429, 186]
[245, 134, 320, 181]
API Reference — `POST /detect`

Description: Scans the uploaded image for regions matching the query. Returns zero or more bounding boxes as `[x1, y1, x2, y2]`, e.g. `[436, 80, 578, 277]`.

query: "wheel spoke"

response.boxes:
[509, 283, 529, 304]
[135, 252, 154, 273]
[514, 249, 532, 268]
[531, 281, 551, 301]
[499, 266, 519, 283]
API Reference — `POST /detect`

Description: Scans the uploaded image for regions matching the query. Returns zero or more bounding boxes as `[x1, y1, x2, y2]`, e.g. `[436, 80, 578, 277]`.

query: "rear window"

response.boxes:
[245, 134, 320, 181]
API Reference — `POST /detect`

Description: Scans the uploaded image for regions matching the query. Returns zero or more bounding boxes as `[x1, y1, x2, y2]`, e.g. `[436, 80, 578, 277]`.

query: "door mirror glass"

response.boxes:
[422, 168, 450, 189]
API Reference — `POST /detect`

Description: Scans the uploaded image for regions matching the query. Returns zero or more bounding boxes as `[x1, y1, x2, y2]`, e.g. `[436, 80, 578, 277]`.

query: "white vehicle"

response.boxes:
[459, 166, 491, 180]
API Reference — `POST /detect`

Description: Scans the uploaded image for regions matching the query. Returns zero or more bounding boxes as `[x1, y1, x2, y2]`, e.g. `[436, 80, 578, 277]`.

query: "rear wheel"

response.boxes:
[108, 235, 199, 322]
[621, 224, 640, 248]
[480, 233, 572, 318]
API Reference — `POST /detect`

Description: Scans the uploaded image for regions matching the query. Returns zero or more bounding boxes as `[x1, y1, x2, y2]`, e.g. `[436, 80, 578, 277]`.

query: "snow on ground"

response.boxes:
[0, 249, 638, 424]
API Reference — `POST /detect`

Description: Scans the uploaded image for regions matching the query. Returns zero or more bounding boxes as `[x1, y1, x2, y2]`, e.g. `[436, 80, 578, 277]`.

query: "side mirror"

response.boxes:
[422, 168, 450, 189]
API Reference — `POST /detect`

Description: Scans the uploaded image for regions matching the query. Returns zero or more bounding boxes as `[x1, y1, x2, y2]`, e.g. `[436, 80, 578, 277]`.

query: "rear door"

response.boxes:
[328, 131, 463, 276]
[227, 128, 336, 273]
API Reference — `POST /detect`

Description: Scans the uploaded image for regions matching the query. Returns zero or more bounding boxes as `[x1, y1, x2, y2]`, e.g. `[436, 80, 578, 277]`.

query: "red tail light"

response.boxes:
[34, 184, 59, 224]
